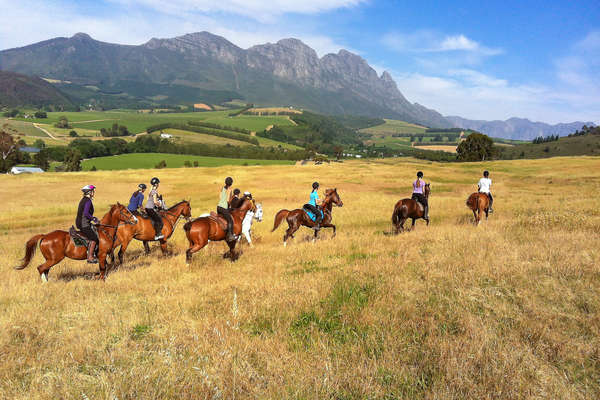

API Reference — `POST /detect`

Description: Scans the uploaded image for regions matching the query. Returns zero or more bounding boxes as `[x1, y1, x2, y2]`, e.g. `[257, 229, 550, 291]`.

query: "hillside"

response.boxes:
[1, 157, 599, 398]
[0, 32, 451, 128]
[498, 131, 600, 159]
[0, 71, 73, 108]
[447, 115, 594, 141]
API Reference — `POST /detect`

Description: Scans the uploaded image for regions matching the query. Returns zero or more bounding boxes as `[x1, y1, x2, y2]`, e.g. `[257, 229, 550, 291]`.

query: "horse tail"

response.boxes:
[272, 209, 289, 232]
[14, 234, 45, 270]
[183, 220, 193, 232]
[392, 207, 399, 225]
[466, 194, 476, 210]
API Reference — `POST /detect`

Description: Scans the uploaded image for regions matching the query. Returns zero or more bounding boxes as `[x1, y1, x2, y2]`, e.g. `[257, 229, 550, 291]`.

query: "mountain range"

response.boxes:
[446, 116, 595, 141]
[0, 32, 593, 139]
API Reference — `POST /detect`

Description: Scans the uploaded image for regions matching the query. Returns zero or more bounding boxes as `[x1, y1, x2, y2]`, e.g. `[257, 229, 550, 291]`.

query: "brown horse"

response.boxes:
[272, 188, 343, 246]
[184, 198, 256, 265]
[466, 192, 490, 225]
[391, 184, 431, 233]
[110, 200, 192, 265]
[14, 203, 137, 282]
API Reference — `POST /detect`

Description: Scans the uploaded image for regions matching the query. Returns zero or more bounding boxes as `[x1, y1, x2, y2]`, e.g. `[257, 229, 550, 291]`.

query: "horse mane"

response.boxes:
[168, 200, 189, 210]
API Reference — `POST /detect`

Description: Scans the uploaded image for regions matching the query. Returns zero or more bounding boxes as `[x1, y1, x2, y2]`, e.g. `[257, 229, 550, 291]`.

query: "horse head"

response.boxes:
[180, 200, 192, 221]
[424, 183, 431, 198]
[254, 203, 263, 222]
[325, 188, 343, 207]
[113, 202, 138, 225]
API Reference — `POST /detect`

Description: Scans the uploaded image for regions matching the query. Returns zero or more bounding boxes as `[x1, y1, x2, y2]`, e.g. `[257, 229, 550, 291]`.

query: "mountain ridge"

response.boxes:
[0, 32, 451, 128]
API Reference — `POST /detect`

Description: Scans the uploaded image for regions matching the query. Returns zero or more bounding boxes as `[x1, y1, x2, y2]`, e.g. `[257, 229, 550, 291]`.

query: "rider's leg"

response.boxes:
[82, 227, 99, 263]
[309, 205, 321, 229]
[146, 208, 164, 240]
[218, 206, 236, 241]
[488, 193, 494, 212]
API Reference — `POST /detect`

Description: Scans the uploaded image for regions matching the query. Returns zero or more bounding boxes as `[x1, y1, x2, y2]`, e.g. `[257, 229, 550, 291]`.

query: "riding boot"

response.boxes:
[226, 227, 236, 242]
[423, 205, 429, 221]
[153, 222, 164, 240]
[87, 241, 98, 264]
[488, 197, 494, 213]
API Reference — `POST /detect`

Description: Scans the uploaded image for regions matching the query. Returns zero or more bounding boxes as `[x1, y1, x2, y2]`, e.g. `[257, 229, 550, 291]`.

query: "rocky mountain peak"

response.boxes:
[71, 32, 92, 41]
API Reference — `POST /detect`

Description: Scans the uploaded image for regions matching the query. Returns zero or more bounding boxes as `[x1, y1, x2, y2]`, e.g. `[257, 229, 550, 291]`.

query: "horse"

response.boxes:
[14, 203, 137, 282]
[110, 200, 192, 265]
[183, 197, 256, 265]
[240, 202, 262, 246]
[272, 188, 343, 246]
[391, 184, 430, 234]
[466, 192, 490, 225]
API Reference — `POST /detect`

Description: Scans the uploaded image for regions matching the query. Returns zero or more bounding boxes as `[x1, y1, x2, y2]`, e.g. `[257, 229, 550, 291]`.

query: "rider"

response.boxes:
[303, 182, 323, 230]
[230, 188, 243, 208]
[76, 184, 99, 264]
[145, 177, 164, 240]
[412, 171, 429, 222]
[127, 183, 147, 215]
[218, 177, 237, 242]
[478, 170, 494, 213]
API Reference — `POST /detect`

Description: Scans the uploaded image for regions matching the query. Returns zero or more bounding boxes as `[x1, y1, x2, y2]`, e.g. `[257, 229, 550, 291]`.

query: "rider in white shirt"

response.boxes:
[478, 170, 493, 213]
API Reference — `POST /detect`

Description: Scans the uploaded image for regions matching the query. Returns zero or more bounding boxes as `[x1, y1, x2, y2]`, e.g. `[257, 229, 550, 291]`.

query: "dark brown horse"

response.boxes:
[184, 198, 256, 265]
[14, 203, 137, 282]
[391, 184, 430, 233]
[110, 200, 192, 265]
[272, 188, 343, 246]
[466, 192, 490, 225]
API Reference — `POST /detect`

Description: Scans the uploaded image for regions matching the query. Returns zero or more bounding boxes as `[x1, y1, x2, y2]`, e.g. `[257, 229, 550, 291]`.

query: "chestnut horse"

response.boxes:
[272, 188, 343, 246]
[391, 184, 430, 233]
[466, 192, 490, 225]
[184, 197, 256, 265]
[14, 203, 137, 282]
[110, 200, 192, 265]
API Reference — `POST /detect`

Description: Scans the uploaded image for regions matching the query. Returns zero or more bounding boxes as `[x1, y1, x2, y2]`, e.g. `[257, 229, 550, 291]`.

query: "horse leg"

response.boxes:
[243, 230, 252, 247]
[143, 241, 151, 255]
[37, 259, 59, 283]
[283, 222, 299, 247]
[411, 218, 416, 231]
[320, 223, 336, 238]
[159, 239, 169, 256]
[225, 240, 239, 261]
[117, 236, 134, 265]
[186, 242, 206, 266]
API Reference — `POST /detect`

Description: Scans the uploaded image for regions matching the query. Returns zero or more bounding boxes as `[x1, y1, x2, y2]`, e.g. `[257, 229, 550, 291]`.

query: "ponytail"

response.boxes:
[416, 178, 421, 188]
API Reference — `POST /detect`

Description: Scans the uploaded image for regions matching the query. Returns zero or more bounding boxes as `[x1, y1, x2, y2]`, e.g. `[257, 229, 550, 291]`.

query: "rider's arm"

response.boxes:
[83, 200, 98, 224]
[153, 191, 160, 207]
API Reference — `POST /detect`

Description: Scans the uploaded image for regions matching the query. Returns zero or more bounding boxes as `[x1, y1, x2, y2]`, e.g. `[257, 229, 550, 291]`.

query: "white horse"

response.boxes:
[198, 202, 262, 246]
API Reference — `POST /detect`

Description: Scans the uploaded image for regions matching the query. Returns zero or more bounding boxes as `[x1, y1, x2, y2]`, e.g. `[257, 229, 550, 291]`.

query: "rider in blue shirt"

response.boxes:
[128, 183, 147, 214]
[303, 182, 323, 230]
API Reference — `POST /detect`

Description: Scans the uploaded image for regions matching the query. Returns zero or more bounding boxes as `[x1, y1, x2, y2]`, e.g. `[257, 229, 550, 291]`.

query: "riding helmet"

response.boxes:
[150, 177, 160, 186]
[312, 182, 319, 189]
[483, 170, 489, 177]
[417, 171, 424, 178]
[225, 177, 233, 186]
[81, 184, 96, 193]
[233, 188, 240, 195]
[138, 183, 147, 190]
[244, 191, 252, 199]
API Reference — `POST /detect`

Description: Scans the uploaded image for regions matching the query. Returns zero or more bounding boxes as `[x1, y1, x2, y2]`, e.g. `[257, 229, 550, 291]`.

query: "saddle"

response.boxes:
[69, 226, 90, 248]
[208, 211, 229, 231]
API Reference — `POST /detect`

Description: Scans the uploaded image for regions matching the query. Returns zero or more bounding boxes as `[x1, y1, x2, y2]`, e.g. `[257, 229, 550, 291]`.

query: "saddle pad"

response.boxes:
[304, 208, 324, 222]
[69, 226, 88, 247]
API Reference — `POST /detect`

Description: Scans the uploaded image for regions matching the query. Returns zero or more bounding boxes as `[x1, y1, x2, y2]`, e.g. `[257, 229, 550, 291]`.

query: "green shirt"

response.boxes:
[218, 187, 228, 208]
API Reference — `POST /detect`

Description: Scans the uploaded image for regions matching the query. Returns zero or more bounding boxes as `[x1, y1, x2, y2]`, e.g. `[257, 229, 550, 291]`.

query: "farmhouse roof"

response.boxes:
[10, 166, 45, 174]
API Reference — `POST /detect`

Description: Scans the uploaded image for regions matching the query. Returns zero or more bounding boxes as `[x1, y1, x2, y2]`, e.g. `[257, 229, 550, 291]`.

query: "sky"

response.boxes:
[0, 0, 598, 124]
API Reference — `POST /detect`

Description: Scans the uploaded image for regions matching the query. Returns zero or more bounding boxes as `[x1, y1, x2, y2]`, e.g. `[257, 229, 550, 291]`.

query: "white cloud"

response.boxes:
[382, 30, 502, 56]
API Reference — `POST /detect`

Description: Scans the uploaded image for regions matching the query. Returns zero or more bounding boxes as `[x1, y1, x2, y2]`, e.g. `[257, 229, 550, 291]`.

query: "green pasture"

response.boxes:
[360, 118, 428, 136]
[80, 153, 294, 171]
[163, 129, 253, 146]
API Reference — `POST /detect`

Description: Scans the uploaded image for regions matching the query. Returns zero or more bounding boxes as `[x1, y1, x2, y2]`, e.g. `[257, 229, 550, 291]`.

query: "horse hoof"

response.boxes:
[283, 242, 287, 247]
[40, 273, 48, 283]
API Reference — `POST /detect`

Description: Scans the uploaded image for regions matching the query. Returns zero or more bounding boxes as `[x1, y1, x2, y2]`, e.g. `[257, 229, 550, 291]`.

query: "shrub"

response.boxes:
[34, 111, 47, 118]
[69, 130, 78, 137]
[155, 160, 167, 169]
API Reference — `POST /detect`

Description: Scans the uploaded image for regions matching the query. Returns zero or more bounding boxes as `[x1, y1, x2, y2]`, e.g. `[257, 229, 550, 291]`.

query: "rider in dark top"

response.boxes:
[145, 177, 164, 240]
[128, 183, 146, 215]
[230, 188, 243, 208]
[76, 184, 99, 263]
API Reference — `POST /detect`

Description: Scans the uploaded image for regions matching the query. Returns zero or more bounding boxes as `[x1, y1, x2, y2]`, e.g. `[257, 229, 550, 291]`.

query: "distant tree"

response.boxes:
[155, 160, 167, 169]
[69, 130, 79, 137]
[456, 133, 497, 161]
[34, 111, 48, 118]
[90, 165, 97, 171]
[332, 145, 344, 160]
[33, 139, 46, 149]
[1, 131, 17, 161]
[34, 149, 50, 171]
[193, 161, 199, 167]
[63, 148, 82, 171]
[55, 116, 71, 129]
[3, 109, 19, 118]
[184, 160, 192, 167]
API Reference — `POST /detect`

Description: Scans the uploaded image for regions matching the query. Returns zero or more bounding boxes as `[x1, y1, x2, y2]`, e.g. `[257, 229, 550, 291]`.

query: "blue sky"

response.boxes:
[1, 0, 598, 124]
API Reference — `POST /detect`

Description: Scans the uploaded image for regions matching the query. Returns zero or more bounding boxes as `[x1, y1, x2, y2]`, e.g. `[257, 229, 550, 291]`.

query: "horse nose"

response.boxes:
[133, 216, 138, 223]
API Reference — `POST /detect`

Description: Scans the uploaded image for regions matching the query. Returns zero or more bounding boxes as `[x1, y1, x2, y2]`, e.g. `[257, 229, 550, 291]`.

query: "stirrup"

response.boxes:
[87, 257, 98, 264]
[154, 234, 164, 240]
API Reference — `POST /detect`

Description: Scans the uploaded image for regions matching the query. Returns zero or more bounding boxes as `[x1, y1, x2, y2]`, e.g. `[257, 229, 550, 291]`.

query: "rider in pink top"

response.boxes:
[411, 171, 429, 221]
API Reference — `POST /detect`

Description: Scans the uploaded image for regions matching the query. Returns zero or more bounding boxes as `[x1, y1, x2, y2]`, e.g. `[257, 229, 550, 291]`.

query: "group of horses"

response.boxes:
[14, 185, 488, 282]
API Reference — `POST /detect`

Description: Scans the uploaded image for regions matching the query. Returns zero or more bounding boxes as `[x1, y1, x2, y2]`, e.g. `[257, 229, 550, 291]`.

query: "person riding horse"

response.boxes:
[303, 182, 324, 230]
[230, 188, 243, 208]
[145, 177, 164, 240]
[127, 183, 147, 215]
[412, 171, 429, 222]
[76, 184, 100, 263]
[478, 170, 494, 213]
[218, 177, 237, 242]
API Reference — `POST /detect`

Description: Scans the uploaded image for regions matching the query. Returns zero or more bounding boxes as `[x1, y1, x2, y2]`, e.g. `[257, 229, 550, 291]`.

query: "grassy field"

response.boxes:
[361, 118, 428, 136]
[499, 134, 600, 159]
[1, 156, 600, 399]
[80, 153, 295, 170]
[163, 129, 254, 146]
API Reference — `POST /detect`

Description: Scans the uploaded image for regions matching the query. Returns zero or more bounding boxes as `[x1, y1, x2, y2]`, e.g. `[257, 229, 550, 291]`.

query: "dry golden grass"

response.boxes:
[1, 156, 600, 399]
[414, 145, 457, 153]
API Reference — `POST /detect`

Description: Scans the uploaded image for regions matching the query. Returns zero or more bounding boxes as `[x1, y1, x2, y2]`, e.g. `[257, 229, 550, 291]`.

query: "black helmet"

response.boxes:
[150, 177, 160, 186]
[138, 183, 147, 190]
[312, 182, 319, 189]
[417, 171, 423, 178]
[225, 177, 233, 186]
[483, 170, 489, 177]
[233, 188, 240, 195]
